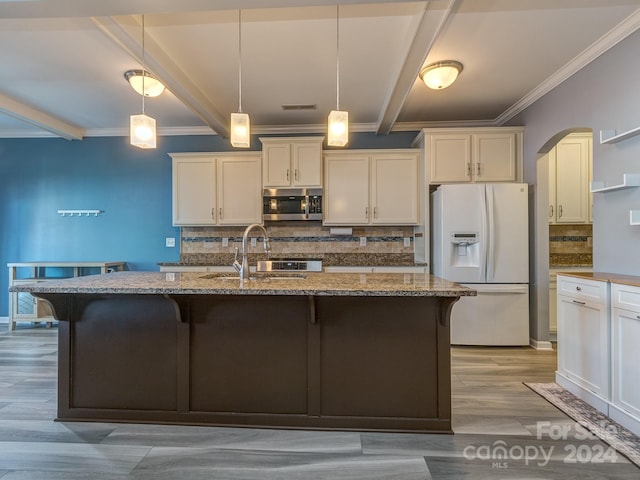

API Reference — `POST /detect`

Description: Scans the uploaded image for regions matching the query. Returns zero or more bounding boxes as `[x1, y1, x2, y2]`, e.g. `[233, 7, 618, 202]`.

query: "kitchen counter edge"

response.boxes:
[10, 271, 476, 297]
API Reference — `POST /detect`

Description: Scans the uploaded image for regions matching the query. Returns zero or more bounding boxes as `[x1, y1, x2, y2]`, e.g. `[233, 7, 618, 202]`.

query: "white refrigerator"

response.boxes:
[431, 183, 529, 346]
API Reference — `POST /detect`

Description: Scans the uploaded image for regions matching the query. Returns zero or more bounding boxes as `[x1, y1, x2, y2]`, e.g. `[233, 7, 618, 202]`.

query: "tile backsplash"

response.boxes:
[179, 224, 416, 266]
[549, 224, 592, 267]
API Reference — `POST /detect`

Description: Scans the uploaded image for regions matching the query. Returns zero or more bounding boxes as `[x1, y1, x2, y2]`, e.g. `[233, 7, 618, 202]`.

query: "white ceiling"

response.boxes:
[1, 0, 639, 140]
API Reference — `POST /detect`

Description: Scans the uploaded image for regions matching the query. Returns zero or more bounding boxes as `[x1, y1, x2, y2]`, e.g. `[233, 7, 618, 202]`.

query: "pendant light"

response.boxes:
[327, 5, 348, 147]
[231, 9, 250, 148]
[130, 14, 157, 149]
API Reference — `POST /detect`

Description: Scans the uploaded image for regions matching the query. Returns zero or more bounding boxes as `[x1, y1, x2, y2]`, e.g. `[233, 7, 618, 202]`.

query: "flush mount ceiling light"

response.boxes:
[230, 9, 250, 148]
[327, 4, 348, 147]
[130, 14, 157, 149]
[419, 60, 463, 90]
[124, 69, 165, 97]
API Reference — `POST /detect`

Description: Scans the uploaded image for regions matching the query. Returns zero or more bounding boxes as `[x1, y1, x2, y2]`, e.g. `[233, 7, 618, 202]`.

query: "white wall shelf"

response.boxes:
[600, 127, 640, 144]
[590, 174, 640, 193]
[631, 210, 640, 225]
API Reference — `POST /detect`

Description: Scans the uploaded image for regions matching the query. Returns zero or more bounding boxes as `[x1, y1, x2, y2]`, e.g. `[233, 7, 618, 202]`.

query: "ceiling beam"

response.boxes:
[93, 15, 230, 138]
[375, 0, 458, 135]
[0, 92, 85, 140]
[0, 0, 418, 19]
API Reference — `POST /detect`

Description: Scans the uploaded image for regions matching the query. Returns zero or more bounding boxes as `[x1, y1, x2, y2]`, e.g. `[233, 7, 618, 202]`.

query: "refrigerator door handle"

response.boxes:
[486, 185, 495, 282]
[480, 186, 488, 281]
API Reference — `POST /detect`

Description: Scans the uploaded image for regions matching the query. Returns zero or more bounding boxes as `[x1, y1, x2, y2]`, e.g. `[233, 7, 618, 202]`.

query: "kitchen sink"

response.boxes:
[200, 272, 307, 281]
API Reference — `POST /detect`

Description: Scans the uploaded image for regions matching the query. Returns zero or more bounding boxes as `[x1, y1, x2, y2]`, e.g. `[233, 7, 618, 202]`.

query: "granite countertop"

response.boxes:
[556, 271, 640, 288]
[10, 271, 476, 298]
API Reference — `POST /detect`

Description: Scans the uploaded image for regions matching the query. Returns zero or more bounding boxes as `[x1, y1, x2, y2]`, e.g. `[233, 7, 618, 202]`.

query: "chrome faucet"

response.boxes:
[233, 224, 271, 281]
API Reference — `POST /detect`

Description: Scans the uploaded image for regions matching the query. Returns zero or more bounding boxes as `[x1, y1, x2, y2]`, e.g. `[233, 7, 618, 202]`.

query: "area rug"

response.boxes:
[525, 382, 640, 468]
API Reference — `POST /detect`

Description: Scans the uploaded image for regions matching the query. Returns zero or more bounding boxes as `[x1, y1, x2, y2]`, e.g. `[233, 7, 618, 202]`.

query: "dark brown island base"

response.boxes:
[12, 271, 476, 433]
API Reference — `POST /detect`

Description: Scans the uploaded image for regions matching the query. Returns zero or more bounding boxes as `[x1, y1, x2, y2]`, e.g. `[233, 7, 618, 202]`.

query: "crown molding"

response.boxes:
[496, 7, 640, 125]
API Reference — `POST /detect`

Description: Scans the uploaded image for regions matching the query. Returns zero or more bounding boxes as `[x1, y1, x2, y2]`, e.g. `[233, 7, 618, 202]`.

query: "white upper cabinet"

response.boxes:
[216, 155, 262, 225]
[420, 128, 522, 184]
[323, 153, 370, 224]
[171, 153, 262, 226]
[260, 137, 324, 187]
[549, 133, 592, 224]
[323, 150, 419, 225]
[172, 154, 217, 226]
[371, 153, 419, 224]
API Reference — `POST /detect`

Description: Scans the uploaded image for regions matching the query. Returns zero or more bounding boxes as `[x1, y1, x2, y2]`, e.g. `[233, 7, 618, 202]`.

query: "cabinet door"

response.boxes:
[172, 156, 216, 226]
[473, 133, 517, 182]
[611, 306, 640, 419]
[555, 136, 589, 223]
[429, 134, 471, 183]
[611, 283, 640, 419]
[262, 143, 291, 187]
[557, 294, 609, 398]
[217, 155, 262, 225]
[324, 154, 370, 225]
[548, 148, 558, 223]
[371, 153, 418, 224]
[293, 142, 322, 187]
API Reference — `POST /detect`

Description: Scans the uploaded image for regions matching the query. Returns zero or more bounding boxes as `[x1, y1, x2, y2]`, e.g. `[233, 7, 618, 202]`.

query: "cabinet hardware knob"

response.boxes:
[211, 208, 215, 219]
[466, 163, 471, 177]
[476, 162, 481, 176]
[572, 300, 586, 305]
[559, 205, 563, 218]
[576, 286, 581, 291]
[219, 208, 223, 219]
[373, 207, 377, 218]
[549, 205, 554, 218]
[286, 169, 290, 181]
[365, 206, 368, 218]
[294, 169, 298, 181]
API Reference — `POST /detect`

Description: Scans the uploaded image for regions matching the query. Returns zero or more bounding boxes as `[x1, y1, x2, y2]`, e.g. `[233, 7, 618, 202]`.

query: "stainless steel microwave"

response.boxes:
[263, 188, 323, 221]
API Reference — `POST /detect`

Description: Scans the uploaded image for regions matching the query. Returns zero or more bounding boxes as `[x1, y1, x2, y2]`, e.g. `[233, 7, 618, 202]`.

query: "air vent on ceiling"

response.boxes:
[281, 104, 317, 111]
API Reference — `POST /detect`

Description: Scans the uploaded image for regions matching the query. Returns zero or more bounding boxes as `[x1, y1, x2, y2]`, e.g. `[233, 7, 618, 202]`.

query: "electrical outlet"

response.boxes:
[359, 236, 367, 247]
[251, 238, 257, 247]
[222, 237, 229, 247]
[165, 237, 176, 248]
[404, 237, 411, 248]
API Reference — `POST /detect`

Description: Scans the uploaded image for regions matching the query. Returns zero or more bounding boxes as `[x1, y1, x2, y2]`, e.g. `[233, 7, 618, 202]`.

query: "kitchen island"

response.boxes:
[11, 271, 475, 433]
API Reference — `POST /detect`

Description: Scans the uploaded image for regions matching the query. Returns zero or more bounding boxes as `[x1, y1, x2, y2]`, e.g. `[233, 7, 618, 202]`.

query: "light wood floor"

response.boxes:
[0, 325, 638, 479]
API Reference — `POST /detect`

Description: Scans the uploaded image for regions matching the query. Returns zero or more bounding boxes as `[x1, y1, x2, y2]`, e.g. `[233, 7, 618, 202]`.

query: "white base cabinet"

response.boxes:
[556, 275, 610, 412]
[610, 283, 640, 435]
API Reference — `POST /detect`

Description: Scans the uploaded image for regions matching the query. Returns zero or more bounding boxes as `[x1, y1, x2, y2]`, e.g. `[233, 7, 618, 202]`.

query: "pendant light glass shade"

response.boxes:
[130, 14, 157, 149]
[125, 69, 165, 97]
[130, 113, 156, 149]
[419, 61, 463, 90]
[231, 10, 250, 148]
[230, 112, 250, 148]
[327, 110, 348, 147]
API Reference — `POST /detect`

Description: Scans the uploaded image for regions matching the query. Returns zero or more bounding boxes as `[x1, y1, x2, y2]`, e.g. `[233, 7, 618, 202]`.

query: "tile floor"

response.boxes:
[0, 325, 638, 479]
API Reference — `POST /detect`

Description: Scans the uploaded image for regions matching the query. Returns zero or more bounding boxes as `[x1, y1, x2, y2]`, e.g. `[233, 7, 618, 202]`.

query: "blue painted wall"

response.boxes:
[0, 131, 417, 316]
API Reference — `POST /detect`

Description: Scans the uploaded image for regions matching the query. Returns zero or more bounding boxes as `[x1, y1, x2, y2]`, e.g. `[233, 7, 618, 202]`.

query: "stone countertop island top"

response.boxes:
[11, 271, 476, 297]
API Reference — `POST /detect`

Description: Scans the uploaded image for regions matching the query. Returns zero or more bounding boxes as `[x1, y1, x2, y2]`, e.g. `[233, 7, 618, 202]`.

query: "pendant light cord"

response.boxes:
[141, 14, 146, 115]
[335, 5, 340, 111]
[238, 9, 243, 114]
